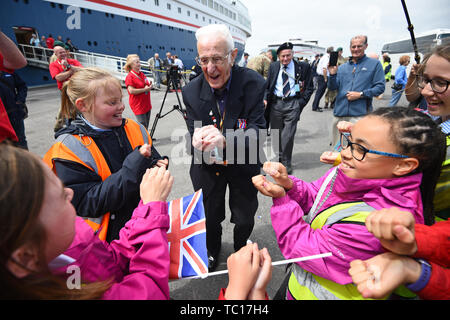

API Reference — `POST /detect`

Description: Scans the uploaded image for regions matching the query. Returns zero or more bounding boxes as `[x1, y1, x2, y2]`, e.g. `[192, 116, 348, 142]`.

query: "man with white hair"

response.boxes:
[182, 24, 266, 271]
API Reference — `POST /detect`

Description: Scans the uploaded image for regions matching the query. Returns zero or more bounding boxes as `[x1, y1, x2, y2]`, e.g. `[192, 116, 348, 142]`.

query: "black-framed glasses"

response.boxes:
[340, 133, 408, 161]
[416, 75, 449, 94]
[195, 50, 232, 67]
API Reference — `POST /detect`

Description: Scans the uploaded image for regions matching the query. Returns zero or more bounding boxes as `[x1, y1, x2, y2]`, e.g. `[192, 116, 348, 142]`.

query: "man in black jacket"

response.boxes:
[264, 42, 314, 173]
[182, 24, 266, 271]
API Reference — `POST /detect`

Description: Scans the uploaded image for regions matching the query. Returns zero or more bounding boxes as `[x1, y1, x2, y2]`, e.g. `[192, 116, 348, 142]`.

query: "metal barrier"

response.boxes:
[17, 44, 153, 84]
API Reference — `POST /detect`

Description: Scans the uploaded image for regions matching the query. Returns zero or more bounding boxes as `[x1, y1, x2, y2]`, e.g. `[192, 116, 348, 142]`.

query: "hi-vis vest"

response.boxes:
[383, 61, 391, 81]
[287, 167, 415, 300]
[43, 119, 151, 241]
[435, 135, 450, 222]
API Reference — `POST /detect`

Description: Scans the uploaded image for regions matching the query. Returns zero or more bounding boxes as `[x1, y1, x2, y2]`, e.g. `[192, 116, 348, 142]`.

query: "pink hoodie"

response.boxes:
[51, 201, 170, 300]
[271, 167, 424, 285]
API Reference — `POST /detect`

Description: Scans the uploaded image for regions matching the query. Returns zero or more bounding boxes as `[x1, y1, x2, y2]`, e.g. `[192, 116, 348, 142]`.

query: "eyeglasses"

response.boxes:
[195, 51, 232, 66]
[340, 133, 408, 161]
[416, 75, 449, 94]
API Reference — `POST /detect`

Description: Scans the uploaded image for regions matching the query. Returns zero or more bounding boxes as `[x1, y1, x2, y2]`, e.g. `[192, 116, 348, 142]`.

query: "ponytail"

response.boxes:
[60, 81, 79, 122]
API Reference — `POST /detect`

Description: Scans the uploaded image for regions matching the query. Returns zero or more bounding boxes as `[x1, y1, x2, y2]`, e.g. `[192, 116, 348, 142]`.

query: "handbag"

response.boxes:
[391, 82, 403, 91]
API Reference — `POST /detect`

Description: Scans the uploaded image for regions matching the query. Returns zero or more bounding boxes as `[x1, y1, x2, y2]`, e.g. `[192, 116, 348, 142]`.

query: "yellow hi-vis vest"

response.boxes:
[43, 119, 151, 241]
[383, 61, 391, 81]
[434, 135, 450, 222]
[286, 168, 417, 300]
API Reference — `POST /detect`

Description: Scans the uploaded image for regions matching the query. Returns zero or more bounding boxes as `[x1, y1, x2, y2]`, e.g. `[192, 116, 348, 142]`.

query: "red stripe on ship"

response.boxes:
[85, 0, 245, 42]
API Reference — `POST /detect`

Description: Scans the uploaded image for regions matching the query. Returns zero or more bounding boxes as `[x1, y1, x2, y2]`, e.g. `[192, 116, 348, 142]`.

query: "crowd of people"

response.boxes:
[0, 22, 449, 302]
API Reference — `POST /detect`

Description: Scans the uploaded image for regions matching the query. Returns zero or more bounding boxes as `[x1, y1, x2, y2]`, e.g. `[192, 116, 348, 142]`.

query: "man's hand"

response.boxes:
[192, 125, 225, 152]
[346, 91, 363, 101]
[139, 143, 152, 158]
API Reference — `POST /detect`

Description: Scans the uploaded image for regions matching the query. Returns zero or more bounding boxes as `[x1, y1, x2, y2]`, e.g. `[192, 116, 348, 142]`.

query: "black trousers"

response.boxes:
[190, 164, 259, 257]
[311, 75, 327, 110]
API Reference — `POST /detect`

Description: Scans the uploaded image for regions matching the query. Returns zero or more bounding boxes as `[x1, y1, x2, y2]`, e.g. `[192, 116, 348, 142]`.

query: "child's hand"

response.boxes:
[320, 151, 340, 165]
[336, 121, 353, 133]
[248, 247, 272, 300]
[139, 144, 152, 158]
[262, 162, 293, 190]
[140, 166, 174, 204]
[365, 208, 417, 256]
[155, 158, 169, 169]
[252, 175, 286, 198]
[225, 243, 262, 300]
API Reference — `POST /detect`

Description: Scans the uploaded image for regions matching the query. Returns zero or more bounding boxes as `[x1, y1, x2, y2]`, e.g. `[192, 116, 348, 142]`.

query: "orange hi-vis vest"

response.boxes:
[43, 118, 151, 241]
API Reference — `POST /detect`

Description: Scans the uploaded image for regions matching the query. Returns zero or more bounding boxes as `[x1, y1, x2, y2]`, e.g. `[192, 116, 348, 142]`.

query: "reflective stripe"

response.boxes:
[288, 201, 375, 300]
[56, 134, 99, 173]
[290, 266, 339, 300]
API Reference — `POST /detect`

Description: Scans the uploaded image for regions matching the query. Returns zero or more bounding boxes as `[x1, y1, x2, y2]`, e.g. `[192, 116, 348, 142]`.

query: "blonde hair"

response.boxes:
[60, 67, 122, 121]
[124, 54, 140, 72]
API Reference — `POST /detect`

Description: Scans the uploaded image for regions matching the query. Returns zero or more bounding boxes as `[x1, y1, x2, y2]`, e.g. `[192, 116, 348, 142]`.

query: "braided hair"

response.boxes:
[371, 107, 446, 225]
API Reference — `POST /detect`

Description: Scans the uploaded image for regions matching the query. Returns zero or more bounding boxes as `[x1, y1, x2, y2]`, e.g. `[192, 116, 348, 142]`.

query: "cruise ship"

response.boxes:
[0, 0, 252, 86]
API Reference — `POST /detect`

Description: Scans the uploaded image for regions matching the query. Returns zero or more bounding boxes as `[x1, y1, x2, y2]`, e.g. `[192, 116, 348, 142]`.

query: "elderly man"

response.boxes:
[182, 24, 266, 271]
[264, 42, 314, 173]
[49, 46, 83, 131]
[327, 35, 385, 147]
[148, 53, 163, 89]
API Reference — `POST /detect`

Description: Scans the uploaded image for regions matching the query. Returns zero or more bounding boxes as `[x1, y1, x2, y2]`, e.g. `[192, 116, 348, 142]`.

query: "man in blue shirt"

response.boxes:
[327, 35, 385, 147]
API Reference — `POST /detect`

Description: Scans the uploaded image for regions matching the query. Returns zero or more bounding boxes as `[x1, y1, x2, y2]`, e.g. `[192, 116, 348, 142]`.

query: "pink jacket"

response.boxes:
[50, 201, 170, 300]
[271, 167, 424, 285]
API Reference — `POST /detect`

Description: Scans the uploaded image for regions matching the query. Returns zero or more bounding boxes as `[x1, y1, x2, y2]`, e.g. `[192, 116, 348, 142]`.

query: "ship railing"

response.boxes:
[16, 44, 154, 84]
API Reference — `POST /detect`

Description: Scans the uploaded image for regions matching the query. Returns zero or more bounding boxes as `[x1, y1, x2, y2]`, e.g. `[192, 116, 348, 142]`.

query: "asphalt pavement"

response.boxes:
[24, 80, 407, 300]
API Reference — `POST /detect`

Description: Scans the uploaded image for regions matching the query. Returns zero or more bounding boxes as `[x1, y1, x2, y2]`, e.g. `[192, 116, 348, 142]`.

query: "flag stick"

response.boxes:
[180, 252, 332, 280]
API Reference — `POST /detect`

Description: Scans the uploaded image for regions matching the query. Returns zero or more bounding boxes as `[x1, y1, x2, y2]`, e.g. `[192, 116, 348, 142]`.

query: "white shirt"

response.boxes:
[274, 60, 296, 97]
[316, 54, 330, 76]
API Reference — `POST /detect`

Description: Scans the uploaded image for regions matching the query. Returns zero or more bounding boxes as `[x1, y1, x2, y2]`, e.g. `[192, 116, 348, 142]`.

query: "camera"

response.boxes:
[167, 64, 179, 80]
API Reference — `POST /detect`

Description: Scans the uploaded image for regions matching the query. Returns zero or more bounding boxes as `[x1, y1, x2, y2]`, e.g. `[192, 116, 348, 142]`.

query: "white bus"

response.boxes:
[381, 28, 450, 74]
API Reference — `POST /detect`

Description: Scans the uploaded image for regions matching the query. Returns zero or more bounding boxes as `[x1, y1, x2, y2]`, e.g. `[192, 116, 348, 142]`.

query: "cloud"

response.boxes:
[241, 0, 449, 58]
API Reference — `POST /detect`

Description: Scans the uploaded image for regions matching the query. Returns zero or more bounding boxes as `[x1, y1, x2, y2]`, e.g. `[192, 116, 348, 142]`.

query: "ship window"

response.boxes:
[94, 41, 98, 46]
[167, 3, 171, 10]
[81, 8, 85, 13]
[201, 0, 206, 5]
[87, 41, 91, 46]
[23, 0, 29, 4]
[58, 3, 63, 9]
[187, 10, 190, 16]
[195, 14, 198, 19]
[178, 7, 181, 13]
[208, 0, 213, 9]
[50, 2, 55, 8]
[154, 0, 159, 5]
[87, 9, 91, 14]
[111, 14, 114, 18]
[105, 13, 109, 17]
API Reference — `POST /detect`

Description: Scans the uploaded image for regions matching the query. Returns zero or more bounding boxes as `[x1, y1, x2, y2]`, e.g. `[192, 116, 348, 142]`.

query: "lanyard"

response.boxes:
[130, 70, 149, 85]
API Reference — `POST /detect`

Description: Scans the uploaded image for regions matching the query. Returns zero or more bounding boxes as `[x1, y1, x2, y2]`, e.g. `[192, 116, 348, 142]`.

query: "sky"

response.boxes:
[240, 0, 450, 59]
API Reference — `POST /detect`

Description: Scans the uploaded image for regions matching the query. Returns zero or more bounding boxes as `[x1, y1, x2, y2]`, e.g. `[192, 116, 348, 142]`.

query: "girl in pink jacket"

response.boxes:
[0, 143, 172, 299]
[252, 107, 446, 300]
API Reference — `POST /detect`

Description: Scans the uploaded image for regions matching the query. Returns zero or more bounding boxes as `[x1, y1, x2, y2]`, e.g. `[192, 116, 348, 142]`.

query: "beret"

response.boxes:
[277, 42, 293, 54]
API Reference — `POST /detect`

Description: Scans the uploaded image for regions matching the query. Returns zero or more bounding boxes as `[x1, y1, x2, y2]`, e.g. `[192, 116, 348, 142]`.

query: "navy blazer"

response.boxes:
[182, 65, 266, 176]
[264, 59, 314, 108]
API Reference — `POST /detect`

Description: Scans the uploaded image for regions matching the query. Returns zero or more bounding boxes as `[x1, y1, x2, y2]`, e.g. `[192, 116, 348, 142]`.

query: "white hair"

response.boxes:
[195, 24, 234, 52]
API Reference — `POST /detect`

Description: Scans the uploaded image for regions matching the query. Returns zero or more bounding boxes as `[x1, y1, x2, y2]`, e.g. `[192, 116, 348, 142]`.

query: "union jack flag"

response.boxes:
[167, 190, 208, 279]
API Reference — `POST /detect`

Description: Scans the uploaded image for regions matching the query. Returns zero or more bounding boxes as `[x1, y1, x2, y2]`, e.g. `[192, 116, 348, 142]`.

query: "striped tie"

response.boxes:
[282, 66, 290, 97]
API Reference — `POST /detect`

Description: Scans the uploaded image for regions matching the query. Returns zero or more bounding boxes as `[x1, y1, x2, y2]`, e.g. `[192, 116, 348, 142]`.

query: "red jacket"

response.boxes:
[413, 219, 450, 300]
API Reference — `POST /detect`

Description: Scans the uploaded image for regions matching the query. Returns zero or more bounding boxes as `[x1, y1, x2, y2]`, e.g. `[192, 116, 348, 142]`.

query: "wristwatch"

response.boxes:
[405, 258, 432, 292]
[360, 91, 364, 97]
